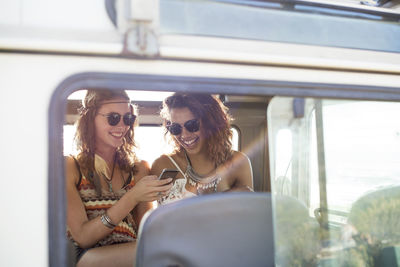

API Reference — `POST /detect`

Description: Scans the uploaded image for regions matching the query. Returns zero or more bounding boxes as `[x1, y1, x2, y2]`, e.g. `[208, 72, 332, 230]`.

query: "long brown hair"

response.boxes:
[161, 93, 233, 166]
[74, 89, 138, 193]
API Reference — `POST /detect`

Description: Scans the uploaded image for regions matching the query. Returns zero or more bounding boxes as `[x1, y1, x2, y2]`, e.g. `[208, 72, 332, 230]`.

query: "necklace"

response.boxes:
[184, 151, 221, 193]
[102, 155, 117, 193]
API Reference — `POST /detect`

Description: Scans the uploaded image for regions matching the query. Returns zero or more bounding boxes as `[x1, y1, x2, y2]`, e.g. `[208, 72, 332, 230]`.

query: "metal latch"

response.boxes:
[117, 0, 159, 57]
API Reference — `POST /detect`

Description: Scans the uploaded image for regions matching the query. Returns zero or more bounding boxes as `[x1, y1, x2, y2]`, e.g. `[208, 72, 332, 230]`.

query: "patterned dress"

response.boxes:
[67, 163, 137, 248]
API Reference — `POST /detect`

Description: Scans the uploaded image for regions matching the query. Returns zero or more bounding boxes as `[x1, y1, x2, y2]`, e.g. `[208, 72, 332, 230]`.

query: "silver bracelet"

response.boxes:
[100, 213, 117, 229]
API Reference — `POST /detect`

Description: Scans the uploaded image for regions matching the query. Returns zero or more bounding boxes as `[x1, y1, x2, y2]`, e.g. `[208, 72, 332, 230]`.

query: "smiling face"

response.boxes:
[169, 107, 205, 156]
[94, 98, 132, 153]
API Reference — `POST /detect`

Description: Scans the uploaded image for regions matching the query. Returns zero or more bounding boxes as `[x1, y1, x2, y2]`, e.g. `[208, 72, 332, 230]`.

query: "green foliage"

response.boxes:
[275, 196, 320, 266]
[339, 186, 400, 266]
[349, 186, 400, 245]
[274, 186, 400, 266]
[337, 238, 375, 266]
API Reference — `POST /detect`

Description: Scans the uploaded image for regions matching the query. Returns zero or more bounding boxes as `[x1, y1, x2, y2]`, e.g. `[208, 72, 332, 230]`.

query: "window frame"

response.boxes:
[49, 72, 400, 267]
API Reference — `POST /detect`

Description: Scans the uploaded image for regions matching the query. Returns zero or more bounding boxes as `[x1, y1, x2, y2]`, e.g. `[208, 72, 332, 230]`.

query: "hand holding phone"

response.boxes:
[158, 168, 179, 184]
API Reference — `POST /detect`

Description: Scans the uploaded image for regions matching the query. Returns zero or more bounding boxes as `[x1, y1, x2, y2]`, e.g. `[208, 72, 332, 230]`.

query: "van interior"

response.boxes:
[63, 88, 400, 266]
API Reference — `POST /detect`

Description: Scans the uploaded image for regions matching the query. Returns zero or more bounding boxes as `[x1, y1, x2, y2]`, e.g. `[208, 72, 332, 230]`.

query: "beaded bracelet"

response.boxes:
[100, 213, 117, 229]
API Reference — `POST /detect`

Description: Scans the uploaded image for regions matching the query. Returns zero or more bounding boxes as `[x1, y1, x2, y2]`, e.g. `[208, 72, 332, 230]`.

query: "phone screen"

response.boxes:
[158, 169, 179, 181]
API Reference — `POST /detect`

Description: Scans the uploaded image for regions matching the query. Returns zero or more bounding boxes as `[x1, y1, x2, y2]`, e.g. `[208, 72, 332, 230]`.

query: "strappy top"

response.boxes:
[67, 159, 137, 248]
[157, 155, 196, 205]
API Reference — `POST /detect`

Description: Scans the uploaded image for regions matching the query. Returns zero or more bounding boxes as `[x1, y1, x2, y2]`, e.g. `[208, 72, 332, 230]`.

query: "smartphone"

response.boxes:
[158, 168, 179, 184]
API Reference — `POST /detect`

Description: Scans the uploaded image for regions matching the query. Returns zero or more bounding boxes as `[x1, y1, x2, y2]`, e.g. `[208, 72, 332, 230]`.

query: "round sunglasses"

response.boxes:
[166, 119, 200, 135]
[98, 112, 136, 126]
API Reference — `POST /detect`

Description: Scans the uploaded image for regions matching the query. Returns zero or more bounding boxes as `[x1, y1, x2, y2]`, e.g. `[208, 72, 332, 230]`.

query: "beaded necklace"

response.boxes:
[184, 151, 221, 193]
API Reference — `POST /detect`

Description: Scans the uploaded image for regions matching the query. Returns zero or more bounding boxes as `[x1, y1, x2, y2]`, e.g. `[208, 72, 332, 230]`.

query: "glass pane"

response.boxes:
[64, 91, 241, 166]
[231, 126, 239, 151]
[268, 97, 400, 266]
[135, 126, 173, 165]
[161, 0, 400, 53]
[64, 124, 240, 166]
[63, 124, 77, 156]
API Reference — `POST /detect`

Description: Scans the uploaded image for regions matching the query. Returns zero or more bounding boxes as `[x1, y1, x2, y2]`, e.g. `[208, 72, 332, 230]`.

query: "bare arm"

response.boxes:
[131, 161, 155, 227]
[65, 156, 172, 248]
[226, 151, 254, 192]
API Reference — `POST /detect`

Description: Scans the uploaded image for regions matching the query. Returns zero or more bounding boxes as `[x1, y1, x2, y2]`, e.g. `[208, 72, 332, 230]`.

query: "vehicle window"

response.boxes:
[268, 97, 400, 265]
[231, 126, 239, 151]
[63, 124, 77, 156]
[64, 91, 241, 166]
[51, 69, 400, 267]
[274, 129, 292, 194]
[309, 100, 400, 220]
[135, 126, 173, 165]
[161, 0, 400, 53]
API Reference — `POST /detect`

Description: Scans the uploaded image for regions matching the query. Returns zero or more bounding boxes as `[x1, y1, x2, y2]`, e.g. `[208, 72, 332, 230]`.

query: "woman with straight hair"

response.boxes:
[66, 89, 172, 267]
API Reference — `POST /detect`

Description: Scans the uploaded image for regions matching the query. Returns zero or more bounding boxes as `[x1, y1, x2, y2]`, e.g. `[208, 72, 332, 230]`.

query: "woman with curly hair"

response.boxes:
[151, 93, 253, 205]
[65, 89, 172, 267]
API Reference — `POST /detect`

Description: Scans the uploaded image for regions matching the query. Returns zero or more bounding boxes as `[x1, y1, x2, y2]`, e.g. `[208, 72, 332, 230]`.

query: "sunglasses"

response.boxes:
[98, 112, 136, 126]
[166, 119, 200, 135]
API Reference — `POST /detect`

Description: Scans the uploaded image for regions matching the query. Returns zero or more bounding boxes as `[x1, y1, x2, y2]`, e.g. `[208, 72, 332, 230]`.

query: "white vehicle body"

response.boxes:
[1, 0, 399, 266]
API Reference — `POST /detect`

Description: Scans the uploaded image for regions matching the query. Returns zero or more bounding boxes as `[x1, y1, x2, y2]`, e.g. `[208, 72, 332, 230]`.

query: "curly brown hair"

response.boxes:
[74, 89, 138, 193]
[160, 93, 233, 166]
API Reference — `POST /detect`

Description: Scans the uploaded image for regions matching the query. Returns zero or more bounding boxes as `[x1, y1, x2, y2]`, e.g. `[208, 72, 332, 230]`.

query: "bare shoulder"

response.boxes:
[226, 151, 254, 190]
[150, 154, 179, 175]
[232, 150, 249, 159]
[65, 155, 76, 168]
[150, 154, 174, 176]
[134, 160, 150, 180]
[152, 154, 172, 166]
[65, 155, 81, 187]
[231, 151, 252, 167]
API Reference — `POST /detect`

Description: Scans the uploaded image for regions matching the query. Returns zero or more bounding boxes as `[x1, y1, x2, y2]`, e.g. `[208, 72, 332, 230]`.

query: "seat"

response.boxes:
[348, 185, 400, 243]
[274, 195, 320, 266]
[135, 192, 274, 267]
[344, 185, 400, 266]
